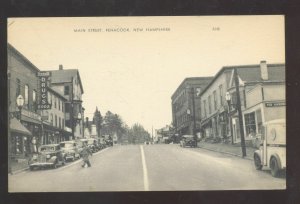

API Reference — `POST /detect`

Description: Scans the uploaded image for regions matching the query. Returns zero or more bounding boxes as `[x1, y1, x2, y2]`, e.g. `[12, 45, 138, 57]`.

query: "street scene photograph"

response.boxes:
[7, 16, 286, 192]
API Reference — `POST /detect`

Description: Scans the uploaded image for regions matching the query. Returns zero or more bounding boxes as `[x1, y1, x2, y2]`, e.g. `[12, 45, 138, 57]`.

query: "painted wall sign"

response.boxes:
[265, 102, 286, 107]
[37, 71, 52, 110]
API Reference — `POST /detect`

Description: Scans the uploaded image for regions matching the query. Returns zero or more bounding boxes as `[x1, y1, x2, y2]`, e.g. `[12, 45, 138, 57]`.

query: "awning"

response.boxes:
[21, 115, 41, 125]
[10, 118, 32, 136]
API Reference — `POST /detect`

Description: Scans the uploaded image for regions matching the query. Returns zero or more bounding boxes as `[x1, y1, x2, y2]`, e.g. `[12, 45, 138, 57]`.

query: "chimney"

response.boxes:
[260, 60, 268, 80]
[59, 64, 63, 70]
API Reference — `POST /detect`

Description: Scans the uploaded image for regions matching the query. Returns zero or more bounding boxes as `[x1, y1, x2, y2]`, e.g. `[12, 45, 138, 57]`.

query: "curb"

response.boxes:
[197, 145, 254, 161]
[10, 167, 29, 175]
[9, 147, 111, 175]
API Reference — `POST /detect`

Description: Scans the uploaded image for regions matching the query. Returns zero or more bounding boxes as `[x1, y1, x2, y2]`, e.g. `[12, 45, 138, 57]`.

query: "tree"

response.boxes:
[128, 123, 151, 144]
[93, 106, 103, 137]
[102, 111, 124, 141]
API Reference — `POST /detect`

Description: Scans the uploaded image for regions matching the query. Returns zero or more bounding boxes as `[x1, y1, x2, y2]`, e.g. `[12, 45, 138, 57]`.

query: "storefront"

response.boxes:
[20, 109, 42, 151]
[43, 122, 67, 144]
[10, 117, 32, 159]
[201, 118, 212, 138]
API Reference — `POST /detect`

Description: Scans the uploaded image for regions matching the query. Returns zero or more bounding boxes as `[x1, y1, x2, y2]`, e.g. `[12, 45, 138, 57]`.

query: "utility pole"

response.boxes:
[191, 87, 197, 147]
[234, 68, 246, 157]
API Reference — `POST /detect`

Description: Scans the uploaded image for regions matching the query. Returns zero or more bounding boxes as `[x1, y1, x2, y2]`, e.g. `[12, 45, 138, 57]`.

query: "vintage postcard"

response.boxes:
[7, 16, 285, 192]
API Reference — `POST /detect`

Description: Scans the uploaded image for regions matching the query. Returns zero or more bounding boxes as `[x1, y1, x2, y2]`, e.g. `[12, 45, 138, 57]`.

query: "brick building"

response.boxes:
[171, 77, 213, 140]
[8, 43, 41, 159]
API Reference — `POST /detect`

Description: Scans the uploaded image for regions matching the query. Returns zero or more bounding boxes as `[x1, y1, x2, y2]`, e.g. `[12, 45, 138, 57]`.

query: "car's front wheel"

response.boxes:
[270, 157, 280, 177]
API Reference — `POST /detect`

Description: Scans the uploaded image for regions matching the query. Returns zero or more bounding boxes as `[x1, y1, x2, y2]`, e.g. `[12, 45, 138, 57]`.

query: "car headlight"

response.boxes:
[46, 154, 51, 159]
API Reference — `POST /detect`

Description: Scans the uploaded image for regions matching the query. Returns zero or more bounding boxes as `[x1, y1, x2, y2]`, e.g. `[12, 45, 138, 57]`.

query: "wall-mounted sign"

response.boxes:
[265, 102, 285, 108]
[37, 71, 52, 110]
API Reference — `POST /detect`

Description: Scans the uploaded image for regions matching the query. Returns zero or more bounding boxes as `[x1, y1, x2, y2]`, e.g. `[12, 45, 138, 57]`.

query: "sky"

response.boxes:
[7, 16, 285, 133]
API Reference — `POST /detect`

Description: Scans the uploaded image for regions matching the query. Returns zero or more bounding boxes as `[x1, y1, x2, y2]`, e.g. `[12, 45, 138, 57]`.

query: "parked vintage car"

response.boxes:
[75, 139, 86, 153]
[253, 119, 286, 177]
[28, 144, 65, 170]
[180, 135, 197, 148]
[60, 140, 81, 161]
[87, 138, 99, 152]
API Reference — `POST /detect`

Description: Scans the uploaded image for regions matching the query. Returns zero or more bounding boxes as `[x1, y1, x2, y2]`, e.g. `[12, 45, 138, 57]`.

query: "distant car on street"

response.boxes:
[28, 144, 65, 170]
[60, 140, 81, 162]
[180, 135, 197, 148]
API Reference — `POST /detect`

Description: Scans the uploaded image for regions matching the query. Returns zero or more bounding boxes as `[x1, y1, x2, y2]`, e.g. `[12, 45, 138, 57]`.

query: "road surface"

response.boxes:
[9, 144, 285, 192]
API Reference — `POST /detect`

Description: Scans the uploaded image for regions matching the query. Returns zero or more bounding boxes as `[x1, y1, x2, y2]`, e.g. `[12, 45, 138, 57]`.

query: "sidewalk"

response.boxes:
[10, 158, 29, 174]
[197, 141, 257, 161]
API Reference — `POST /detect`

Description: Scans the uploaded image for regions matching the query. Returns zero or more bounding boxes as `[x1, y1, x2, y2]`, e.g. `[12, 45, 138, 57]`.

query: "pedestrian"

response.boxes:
[81, 141, 93, 168]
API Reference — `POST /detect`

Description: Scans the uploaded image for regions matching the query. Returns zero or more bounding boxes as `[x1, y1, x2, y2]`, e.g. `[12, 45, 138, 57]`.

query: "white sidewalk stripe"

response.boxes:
[140, 145, 149, 191]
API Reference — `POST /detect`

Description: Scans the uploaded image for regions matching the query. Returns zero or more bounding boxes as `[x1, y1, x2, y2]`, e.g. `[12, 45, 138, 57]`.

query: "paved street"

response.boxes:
[9, 144, 285, 192]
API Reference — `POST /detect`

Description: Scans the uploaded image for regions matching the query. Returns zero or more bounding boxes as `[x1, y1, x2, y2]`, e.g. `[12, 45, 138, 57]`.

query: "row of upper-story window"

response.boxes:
[174, 89, 188, 111]
[202, 84, 224, 117]
[15, 78, 65, 113]
[202, 85, 246, 118]
[176, 113, 191, 127]
[47, 91, 64, 112]
[15, 78, 37, 112]
[49, 113, 65, 130]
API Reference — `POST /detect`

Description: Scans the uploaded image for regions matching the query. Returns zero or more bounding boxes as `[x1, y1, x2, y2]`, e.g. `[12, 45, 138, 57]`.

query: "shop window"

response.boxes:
[48, 92, 51, 104]
[24, 84, 29, 107]
[16, 78, 21, 97]
[208, 95, 212, 114]
[219, 85, 223, 106]
[32, 89, 37, 111]
[244, 112, 256, 137]
[33, 90, 36, 103]
[203, 100, 207, 117]
[64, 85, 69, 95]
[256, 109, 263, 134]
[213, 90, 217, 110]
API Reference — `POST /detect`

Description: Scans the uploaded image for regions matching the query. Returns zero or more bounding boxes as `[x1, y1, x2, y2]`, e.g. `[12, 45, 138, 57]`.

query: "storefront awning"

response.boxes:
[10, 118, 32, 136]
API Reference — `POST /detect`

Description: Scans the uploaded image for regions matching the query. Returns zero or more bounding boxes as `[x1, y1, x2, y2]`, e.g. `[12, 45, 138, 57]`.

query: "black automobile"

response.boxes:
[180, 135, 197, 148]
[28, 144, 65, 170]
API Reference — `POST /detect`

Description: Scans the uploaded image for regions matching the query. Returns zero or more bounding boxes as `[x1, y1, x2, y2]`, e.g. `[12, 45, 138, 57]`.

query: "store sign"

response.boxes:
[37, 72, 52, 110]
[21, 109, 41, 121]
[265, 102, 286, 107]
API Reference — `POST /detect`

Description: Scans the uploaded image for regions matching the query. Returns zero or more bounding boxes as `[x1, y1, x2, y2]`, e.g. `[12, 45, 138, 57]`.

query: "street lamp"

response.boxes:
[225, 92, 234, 144]
[16, 95, 24, 121]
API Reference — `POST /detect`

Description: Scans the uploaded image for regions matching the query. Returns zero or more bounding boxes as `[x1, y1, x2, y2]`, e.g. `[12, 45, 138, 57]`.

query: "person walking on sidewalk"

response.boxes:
[81, 142, 93, 167]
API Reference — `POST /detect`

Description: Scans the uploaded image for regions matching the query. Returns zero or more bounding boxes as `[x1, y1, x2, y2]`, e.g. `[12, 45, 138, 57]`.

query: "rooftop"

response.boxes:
[200, 62, 285, 96]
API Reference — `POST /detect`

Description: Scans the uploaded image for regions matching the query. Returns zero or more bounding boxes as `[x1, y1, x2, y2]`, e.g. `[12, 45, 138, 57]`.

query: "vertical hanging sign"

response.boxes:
[37, 71, 52, 110]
